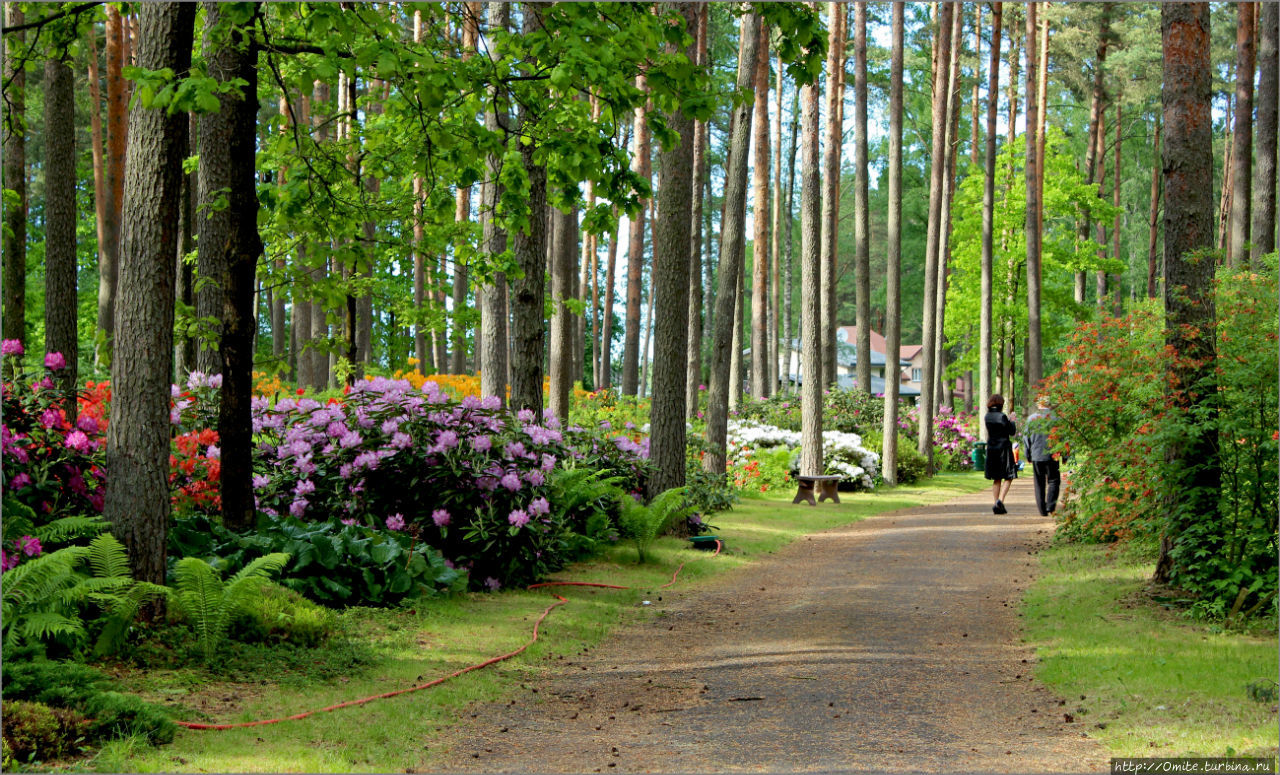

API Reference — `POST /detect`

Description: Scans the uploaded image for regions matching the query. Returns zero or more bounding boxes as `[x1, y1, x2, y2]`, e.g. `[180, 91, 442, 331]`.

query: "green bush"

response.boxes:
[617, 488, 692, 563]
[0, 700, 90, 762]
[229, 582, 335, 648]
[1, 660, 175, 749]
[863, 432, 928, 485]
[169, 553, 291, 661]
[683, 464, 739, 515]
[169, 513, 464, 607]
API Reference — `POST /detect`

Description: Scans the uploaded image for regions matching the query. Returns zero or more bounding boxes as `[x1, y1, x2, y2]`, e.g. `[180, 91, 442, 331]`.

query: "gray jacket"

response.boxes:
[1022, 409, 1056, 463]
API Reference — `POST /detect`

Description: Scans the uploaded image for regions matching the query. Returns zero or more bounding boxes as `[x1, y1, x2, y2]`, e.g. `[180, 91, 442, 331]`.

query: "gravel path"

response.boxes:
[430, 478, 1107, 773]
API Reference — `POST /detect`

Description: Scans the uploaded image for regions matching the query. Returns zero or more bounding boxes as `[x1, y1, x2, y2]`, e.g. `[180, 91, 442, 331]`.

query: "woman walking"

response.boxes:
[984, 394, 1018, 514]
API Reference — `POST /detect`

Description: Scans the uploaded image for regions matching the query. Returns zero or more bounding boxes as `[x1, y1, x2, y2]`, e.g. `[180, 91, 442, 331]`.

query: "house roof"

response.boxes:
[835, 326, 888, 356]
[900, 345, 924, 360]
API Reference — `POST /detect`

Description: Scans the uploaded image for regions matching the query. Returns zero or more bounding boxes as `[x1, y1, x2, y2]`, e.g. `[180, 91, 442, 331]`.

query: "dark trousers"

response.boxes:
[1032, 459, 1060, 516]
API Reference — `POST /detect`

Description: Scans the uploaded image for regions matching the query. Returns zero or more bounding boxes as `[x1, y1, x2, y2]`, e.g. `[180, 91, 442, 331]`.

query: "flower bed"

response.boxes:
[726, 419, 880, 492]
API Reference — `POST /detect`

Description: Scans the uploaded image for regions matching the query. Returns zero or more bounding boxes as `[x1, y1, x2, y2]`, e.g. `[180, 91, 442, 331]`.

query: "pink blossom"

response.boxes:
[528, 497, 550, 517]
[76, 415, 99, 434]
[39, 407, 62, 430]
[9, 472, 31, 491]
[386, 513, 406, 531]
[65, 430, 93, 453]
[432, 508, 451, 527]
[1, 550, 17, 571]
[500, 472, 522, 492]
[16, 535, 41, 557]
[1, 339, 23, 357]
[508, 508, 530, 528]
[471, 435, 492, 452]
[43, 351, 66, 370]
[341, 517, 358, 526]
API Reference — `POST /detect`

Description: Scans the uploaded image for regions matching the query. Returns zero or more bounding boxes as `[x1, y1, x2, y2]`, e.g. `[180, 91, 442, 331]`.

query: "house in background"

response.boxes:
[781, 326, 920, 397]
[899, 343, 972, 408]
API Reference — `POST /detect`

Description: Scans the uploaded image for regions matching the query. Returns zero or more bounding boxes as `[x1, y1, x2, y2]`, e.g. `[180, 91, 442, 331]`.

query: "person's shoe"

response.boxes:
[993, 503, 1001, 514]
[1039, 511, 1050, 517]
[995, 500, 1007, 515]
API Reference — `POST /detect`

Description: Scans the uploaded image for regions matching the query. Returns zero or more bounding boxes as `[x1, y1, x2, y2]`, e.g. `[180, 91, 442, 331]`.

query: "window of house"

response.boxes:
[912, 367, 922, 382]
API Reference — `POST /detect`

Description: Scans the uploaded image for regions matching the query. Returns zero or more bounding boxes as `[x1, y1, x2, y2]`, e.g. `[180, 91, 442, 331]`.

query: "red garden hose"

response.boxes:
[176, 540, 721, 731]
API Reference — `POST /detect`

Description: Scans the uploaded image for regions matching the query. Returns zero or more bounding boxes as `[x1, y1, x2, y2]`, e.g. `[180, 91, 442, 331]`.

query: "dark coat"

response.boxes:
[984, 409, 1018, 481]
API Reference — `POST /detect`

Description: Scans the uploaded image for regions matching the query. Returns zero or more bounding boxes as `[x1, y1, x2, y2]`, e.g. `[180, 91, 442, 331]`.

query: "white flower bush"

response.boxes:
[726, 420, 880, 491]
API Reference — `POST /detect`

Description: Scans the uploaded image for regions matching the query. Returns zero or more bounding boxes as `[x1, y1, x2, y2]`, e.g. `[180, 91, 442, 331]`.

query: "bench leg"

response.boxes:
[792, 481, 817, 506]
[817, 481, 840, 504]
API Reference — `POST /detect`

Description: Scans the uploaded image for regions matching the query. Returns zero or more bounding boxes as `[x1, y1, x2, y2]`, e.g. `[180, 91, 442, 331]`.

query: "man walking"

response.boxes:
[1023, 398, 1061, 518]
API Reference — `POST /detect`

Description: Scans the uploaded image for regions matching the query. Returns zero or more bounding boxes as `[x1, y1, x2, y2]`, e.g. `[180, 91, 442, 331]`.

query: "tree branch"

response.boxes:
[1, 2, 102, 35]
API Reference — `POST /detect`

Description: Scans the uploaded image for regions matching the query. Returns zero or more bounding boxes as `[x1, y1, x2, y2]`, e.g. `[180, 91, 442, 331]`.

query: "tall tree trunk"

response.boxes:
[1254, 2, 1279, 260]
[918, 1, 953, 466]
[703, 11, 761, 476]
[1216, 93, 1233, 253]
[750, 22, 771, 400]
[881, 2, 905, 483]
[971, 2, 982, 167]
[820, 3, 845, 389]
[1024, 2, 1043, 393]
[2, 5, 26, 360]
[783, 90, 800, 391]
[1147, 116, 1163, 299]
[309, 82, 331, 390]
[105, 1, 197, 587]
[1155, 1, 1219, 585]
[934, 1, 963, 409]
[355, 80, 381, 371]
[1228, 0, 1255, 267]
[1095, 109, 1109, 309]
[979, 2, 1002, 439]
[687, 6, 709, 419]
[1112, 100, 1123, 317]
[1075, 4, 1110, 305]
[45, 55, 79, 419]
[649, 1, 698, 496]
[853, 2, 871, 396]
[1036, 2, 1049, 210]
[175, 117, 197, 381]
[271, 95, 289, 366]
[769, 48, 783, 399]
[479, 1, 509, 404]
[549, 206, 577, 421]
[509, 4, 549, 414]
[447, 7, 478, 374]
[622, 76, 651, 397]
[799, 16, 824, 478]
[729, 262, 743, 408]
[412, 10, 429, 372]
[96, 5, 128, 367]
[88, 22, 109, 352]
[601, 217, 619, 389]
[199, 1, 262, 531]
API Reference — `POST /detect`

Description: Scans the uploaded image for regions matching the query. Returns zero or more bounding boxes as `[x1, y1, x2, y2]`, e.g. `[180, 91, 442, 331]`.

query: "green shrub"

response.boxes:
[229, 582, 335, 648]
[617, 488, 692, 563]
[1, 660, 175, 749]
[683, 464, 739, 515]
[879, 434, 928, 485]
[169, 553, 291, 661]
[0, 699, 90, 762]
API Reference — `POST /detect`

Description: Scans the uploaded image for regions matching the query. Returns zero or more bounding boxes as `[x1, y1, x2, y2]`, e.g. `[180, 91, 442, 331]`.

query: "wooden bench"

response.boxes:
[792, 474, 842, 506]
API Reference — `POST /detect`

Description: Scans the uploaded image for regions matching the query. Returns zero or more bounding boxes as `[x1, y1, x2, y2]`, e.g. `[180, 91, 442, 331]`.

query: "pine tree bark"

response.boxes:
[820, 3, 845, 388]
[601, 217, 619, 389]
[799, 13, 824, 478]
[918, 1, 953, 466]
[649, 1, 697, 496]
[703, 10, 761, 476]
[750, 24, 771, 399]
[309, 82, 331, 390]
[769, 49, 783, 398]
[729, 261, 743, 409]
[1148, 116, 1162, 298]
[199, 0, 262, 531]
[479, 1, 510, 404]
[175, 114, 198, 380]
[979, 2, 1003, 440]
[1254, 2, 1278, 260]
[933, 2, 963, 409]
[549, 206, 577, 421]
[1155, 1, 1219, 585]
[44, 58, 78, 420]
[1024, 1, 1043, 393]
[2, 5, 26, 360]
[1228, 0, 1255, 267]
[880, 1, 905, 483]
[621, 76, 651, 397]
[853, 2, 871, 396]
[783, 90, 800, 391]
[1112, 101, 1123, 317]
[271, 95, 289, 366]
[509, 4, 548, 414]
[1075, 7, 1110, 305]
[686, 5, 709, 419]
[96, 5, 128, 366]
[105, 1, 197, 586]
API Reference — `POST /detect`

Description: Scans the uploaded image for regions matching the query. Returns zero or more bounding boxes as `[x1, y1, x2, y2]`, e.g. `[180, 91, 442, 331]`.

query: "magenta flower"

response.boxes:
[76, 415, 99, 434]
[341, 517, 358, 526]
[508, 508, 530, 528]
[1, 550, 16, 572]
[9, 472, 31, 491]
[528, 497, 550, 517]
[391, 432, 413, 449]
[252, 474, 271, 489]
[483, 576, 501, 591]
[500, 472, 522, 492]
[16, 535, 41, 557]
[43, 351, 66, 370]
[39, 407, 62, 430]
[206, 445, 220, 459]
[65, 430, 93, 453]
[431, 508, 451, 527]
[2, 339, 23, 357]
[436, 430, 459, 450]
[386, 513, 406, 531]
[289, 499, 308, 517]
[524, 470, 545, 486]
[471, 435, 492, 452]
[294, 478, 316, 496]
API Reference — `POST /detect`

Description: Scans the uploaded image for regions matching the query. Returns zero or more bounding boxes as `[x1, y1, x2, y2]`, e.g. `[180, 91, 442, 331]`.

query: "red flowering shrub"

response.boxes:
[170, 428, 222, 516]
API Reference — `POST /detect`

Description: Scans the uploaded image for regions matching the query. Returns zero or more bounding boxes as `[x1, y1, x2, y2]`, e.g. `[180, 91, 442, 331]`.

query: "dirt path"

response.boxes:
[429, 479, 1108, 773]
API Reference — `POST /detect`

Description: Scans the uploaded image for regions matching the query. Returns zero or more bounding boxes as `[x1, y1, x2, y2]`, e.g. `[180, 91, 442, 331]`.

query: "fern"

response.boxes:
[170, 553, 290, 661]
[34, 516, 111, 546]
[616, 488, 692, 563]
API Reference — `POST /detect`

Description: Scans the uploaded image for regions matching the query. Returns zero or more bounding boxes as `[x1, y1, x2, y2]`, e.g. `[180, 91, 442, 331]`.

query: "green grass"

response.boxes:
[1023, 542, 1279, 758]
[87, 473, 986, 774]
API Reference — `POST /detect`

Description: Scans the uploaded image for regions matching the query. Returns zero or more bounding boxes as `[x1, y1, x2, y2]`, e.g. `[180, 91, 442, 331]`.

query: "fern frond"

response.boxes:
[0, 547, 87, 609]
[32, 516, 110, 546]
[224, 553, 290, 614]
[94, 582, 171, 657]
[11, 610, 86, 647]
[86, 532, 132, 579]
[173, 557, 226, 660]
